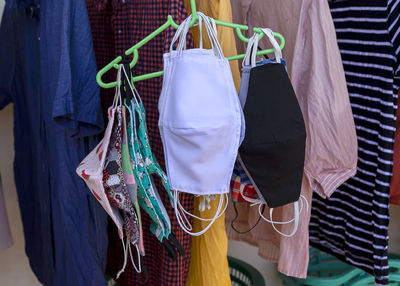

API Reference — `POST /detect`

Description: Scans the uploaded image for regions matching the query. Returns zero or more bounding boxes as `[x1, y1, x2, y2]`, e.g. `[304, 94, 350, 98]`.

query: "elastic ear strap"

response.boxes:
[198, 16, 203, 49]
[269, 202, 300, 237]
[121, 66, 145, 124]
[197, 12, 224, 58]
[177, 16, 193, 53]
[250, 34, 259, 68]
[179, 194, 228, 222]
[210, 18, 219, 56]
[174, 191, 226, 236]
[113, 65, 123, 108]
[170, 17, 190, 52]
[260, 28, 282, 63]
[129, 244, 142, 273]
[243, 34, 258, 67]
[116, 237, 129, 279]
[174, 191, 193, 231]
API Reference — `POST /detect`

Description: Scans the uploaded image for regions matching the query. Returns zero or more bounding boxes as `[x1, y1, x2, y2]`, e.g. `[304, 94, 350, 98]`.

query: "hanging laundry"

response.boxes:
[184, 1, 239, 285]
[0, 0, 108, 285]
[0, 174, 13, 252]
[310, 1, 400, 285]
[86, 1, 195, 284]
[227, 0, 357, 278]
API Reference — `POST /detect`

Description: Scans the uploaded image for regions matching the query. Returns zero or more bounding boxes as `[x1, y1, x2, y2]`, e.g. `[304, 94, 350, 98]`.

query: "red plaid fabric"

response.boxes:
[87, 1, 194, 285]
[86, 0, 115, 121]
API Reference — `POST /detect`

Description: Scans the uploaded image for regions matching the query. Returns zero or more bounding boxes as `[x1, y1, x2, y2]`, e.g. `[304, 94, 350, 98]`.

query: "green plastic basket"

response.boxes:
[106, 257, 265, 286]
[280, 248, 400, 286]
[228, 256, 266, 286]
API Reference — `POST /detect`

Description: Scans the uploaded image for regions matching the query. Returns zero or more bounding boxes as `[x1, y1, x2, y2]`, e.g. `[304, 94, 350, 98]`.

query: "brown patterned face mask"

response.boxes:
[103, 105, 140, 246]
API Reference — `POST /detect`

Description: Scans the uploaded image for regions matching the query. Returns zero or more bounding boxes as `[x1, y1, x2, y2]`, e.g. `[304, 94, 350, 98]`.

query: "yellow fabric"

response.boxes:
[184, 1, 241, 285]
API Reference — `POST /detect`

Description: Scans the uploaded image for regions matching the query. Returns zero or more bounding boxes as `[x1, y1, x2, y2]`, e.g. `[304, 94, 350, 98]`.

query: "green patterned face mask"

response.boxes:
[126, 101, 171, 241]
[120, 65, 183, 259]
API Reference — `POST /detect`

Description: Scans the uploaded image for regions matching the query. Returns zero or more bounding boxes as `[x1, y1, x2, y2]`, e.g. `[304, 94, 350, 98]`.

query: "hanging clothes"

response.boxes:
[227, 0, 357, 278]
[85, 0, 116, 122]
[0, 1, 108, 286]
[310, 1, 400, 285]
[0, 174, 13, 252]
[86, 1, 195, 285]
[390, 90, 400, 205]
[183, 1, 238, 285]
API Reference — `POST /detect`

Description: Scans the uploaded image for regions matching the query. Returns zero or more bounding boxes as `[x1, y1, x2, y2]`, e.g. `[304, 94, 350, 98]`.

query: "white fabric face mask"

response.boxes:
[158, 13, 243, 235]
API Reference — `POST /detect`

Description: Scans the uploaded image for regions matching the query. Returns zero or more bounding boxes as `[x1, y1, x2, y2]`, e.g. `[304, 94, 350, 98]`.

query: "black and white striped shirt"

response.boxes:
[310, 1, 400, 285]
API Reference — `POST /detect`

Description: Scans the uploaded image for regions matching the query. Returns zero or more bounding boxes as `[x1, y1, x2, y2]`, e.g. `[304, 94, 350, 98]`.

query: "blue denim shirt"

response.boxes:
[0, 1, 107, 285]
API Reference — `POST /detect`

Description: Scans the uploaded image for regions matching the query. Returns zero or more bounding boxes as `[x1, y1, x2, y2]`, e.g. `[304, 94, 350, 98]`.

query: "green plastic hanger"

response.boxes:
[96, 0, 286, 88]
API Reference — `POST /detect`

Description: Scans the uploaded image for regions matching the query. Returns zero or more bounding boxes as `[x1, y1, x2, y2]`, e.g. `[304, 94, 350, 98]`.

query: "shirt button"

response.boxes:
[118, 30, 122, 34]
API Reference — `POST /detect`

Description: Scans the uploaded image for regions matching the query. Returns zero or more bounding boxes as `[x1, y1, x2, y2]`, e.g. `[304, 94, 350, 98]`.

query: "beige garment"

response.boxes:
[227, 0, 358, 278]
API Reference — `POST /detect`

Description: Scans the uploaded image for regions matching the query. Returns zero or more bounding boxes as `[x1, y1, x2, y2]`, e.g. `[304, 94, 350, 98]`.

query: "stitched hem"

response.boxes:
[305, 164, 357, 199]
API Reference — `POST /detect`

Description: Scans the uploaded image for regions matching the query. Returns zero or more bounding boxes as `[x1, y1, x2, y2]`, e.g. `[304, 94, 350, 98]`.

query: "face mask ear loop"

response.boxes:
[175, 192, 225, 236]
[269, 202, 300, 237]
[198, 16, 203, 49]
[257, 195, 306, 225]
[174, 191, 193, 231]
[259, 28, 282, 63]
[250, 33, 259, 68]
[243, 34, 257, 68]
[113, 66, 123, 109]
[116, 237, 129, 279]
[128, 244, 142, 273]
[178, 194, 228, 221]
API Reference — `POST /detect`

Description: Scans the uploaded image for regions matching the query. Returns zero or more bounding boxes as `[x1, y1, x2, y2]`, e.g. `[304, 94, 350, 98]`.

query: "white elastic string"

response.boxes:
[211, 18, 218, 37]
[179, 194, 228, 222]
[128, 244, 142, 273]
[255, 195, 308, 237]
[174, 191, 225, 236]
[170, 17, 190, 52]
[259, 28, 282, 63]
[243, 33, 258, 67]
[174, 191, 193, 231]
[113, 66, 123, 108]
[257, 195, 307, 225]
[250, 33, 259, 68]
[198, 16, 203, 49]
[177, 16, 193, 53]
[270, 202, 300, 237]
[199, 13, 224, 58]
[116, 237, 129, 279]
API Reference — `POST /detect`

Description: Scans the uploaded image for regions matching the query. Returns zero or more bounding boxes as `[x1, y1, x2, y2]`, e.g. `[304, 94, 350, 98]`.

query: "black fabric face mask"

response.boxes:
[239, 61, 306, 208]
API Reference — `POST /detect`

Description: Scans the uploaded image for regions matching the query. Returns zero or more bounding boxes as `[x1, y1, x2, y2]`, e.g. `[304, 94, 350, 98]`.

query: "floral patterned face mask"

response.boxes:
[77, 67, 141, 277]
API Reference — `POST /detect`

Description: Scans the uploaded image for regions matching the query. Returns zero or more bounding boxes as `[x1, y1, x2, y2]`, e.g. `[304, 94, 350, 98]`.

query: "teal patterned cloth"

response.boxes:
[125, 97, 173, 242]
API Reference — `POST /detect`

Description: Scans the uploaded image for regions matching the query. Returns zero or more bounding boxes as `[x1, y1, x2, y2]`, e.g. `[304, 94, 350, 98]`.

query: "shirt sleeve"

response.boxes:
[290, 0, 358, 198]
[0, 4, 15, 110]
[46, 0, 104, 138]
[387, 0, 400, 77]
